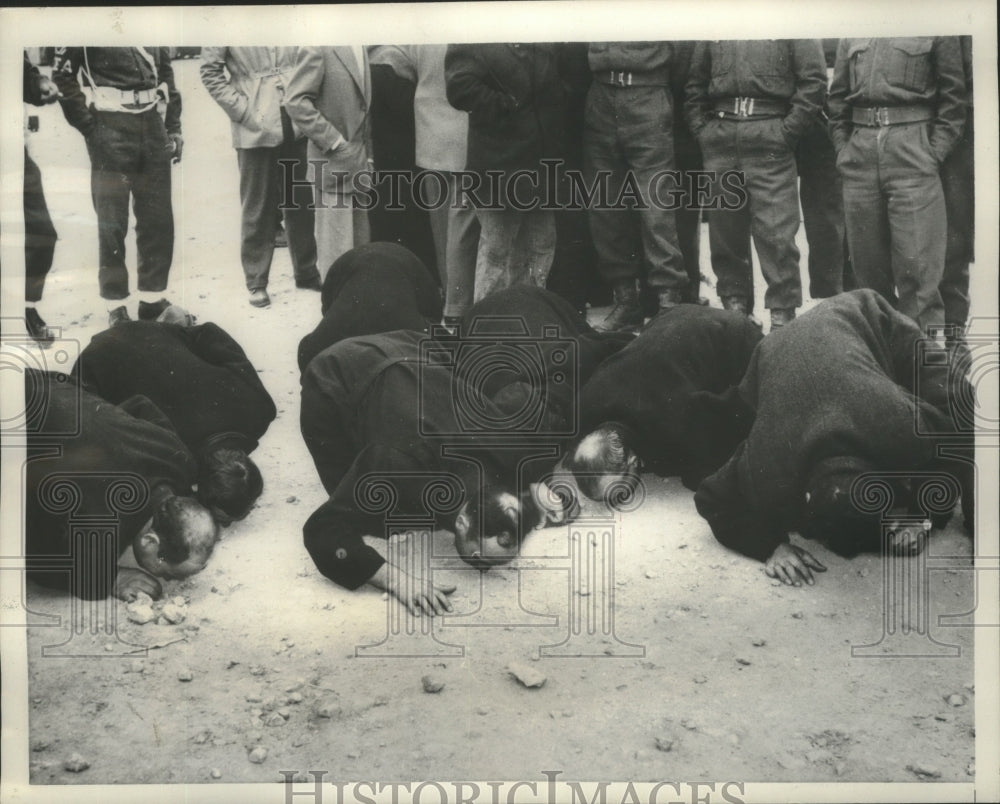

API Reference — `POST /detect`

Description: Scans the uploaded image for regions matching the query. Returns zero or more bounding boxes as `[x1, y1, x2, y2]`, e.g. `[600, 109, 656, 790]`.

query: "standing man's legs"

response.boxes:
[442, 171, 479, 319]
[742, 118, 803, 320]
[839, 128, 897, 308]
[131, 110, 174, 300]
[237, 146, 279, 293]
[88, 112, 137, 303]
[315, 198, 369, 283]
[939, 118, 974, 330]
[883, 124, 946, 332]
[516, 208, 556, 290]
[280, 133, 319, 287]
[473, 208, 517, 303]
[24, 148, 57, 342]
[795, 117, 846, 299]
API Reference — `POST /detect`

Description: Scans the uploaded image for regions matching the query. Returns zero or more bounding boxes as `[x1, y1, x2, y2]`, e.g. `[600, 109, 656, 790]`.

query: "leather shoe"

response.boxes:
[249, 289, 271, 308]
[138, 298, 171, 321]
[26, 308, 55, 345]
[108, 305, 131, 327]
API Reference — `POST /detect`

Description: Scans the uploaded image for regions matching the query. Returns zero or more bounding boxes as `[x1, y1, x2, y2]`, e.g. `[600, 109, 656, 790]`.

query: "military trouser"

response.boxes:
[838, 121, 946, 332]
[700, 116, 803, 310]
[939, 116, 974, 327]
[86, 108, 173, 300]
[583, 82, 687, 294]
[24, 149, 57, 303]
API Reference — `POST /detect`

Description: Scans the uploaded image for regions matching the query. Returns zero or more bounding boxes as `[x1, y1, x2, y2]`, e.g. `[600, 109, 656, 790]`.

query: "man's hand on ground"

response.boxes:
[765, 542, 827, 587]
[114, 567, 162, 601]
[391, 570, 456, 617]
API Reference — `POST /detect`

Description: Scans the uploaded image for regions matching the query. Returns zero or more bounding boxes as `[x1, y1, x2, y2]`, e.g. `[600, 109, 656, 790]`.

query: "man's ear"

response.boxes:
[626, 450, 641, 469]
[138, 531, 160, 556]
[454, 502, 470, 538]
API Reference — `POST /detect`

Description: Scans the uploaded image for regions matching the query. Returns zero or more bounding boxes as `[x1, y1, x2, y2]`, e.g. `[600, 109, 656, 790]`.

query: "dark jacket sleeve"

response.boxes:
[445, 44, 519, 125]
[683, 41, 712, 138]
[181, 322, 276, 418]
[694, 443, 789, 563]
[928, 36, 967, 163]
[156, 47, 182, 135]
[303, 443, 424, 590]
[116, 394, 177, 433]
[827, 39, 852, 154]
[51, 47, 96, 136]
[783, 39, 827, 143]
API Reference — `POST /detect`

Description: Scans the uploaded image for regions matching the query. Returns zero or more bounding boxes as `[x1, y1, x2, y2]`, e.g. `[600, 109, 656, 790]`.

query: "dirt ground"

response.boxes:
[16, 58, 983, 788]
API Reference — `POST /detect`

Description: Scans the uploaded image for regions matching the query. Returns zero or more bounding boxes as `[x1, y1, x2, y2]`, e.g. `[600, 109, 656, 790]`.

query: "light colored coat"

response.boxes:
[368, 44, 468, 172]
[200, 46, 300, 149]
[283, 46, 371, 194]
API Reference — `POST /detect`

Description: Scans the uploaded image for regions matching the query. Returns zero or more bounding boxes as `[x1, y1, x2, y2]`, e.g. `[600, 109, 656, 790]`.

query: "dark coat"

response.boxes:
[694, 290, 971, 561]
[445, 43, 567, 201]
[300, 330, 525, 590]
[298, 242, 443, 372]
[459, 286, 634, 436]
[581, 305, 763, 489]
[73, 320, 276, 456]
[25, 370, 197, 599]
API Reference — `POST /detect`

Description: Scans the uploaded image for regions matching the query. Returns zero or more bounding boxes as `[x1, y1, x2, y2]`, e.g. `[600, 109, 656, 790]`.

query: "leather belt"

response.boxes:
[851, 105, 933, 127]
[714, 97, 788, 118]
[595, 70, 669, 88]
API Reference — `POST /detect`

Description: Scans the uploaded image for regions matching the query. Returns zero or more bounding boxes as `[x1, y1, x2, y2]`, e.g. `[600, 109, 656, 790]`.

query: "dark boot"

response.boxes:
[138, 298, 172, 321]
[769, 307, 796, 330]
[721, 295, 750, 315]
[596, 280, 643, 333]
[108, 305, 131, 327]
[657, 287, 684, 312]
[26, 308, 54, 345]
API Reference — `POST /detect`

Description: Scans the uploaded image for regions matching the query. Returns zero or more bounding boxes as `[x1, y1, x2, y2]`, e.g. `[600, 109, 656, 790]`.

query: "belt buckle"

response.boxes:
[614, 70, 628, 87]
[133, 89, 141, 106]
[876, 107, 890, 126]
[734, 97, 754, 117]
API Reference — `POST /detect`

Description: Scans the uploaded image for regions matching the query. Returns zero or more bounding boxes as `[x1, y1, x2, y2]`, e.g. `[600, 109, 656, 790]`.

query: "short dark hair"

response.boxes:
[198, 448, 263, 523]
[152, 495, 218, 564]
[566, 421, 637, 501]
[458, 484, 539, 571]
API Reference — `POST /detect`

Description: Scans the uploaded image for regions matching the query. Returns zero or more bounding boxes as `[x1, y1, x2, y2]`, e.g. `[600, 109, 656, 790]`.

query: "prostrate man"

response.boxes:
[300, 330, 575, 614]
[297, 242, 442, 372]
[569, 305, 763, 497]
[72, 311, 276, 524]
[25, 370, 217, 601]
[694, 290, 974, 587]
[458, 285, 634, 432]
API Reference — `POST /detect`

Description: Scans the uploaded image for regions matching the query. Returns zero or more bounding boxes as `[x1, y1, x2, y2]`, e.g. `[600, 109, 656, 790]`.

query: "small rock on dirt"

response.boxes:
[966, 762, 975, 776]
[286, 692, 304, 704]
[693, 675, 708, 684]
[654, 736, 675, 752]
[736, 657, 751, 666]
[265, 712, 286, 727]
[791, 611, 804, 619]
[752, 638, 766, 647]
[126, 603, 156, 625]
[286, 496, 298, 504]
[314, 701, 342, 719]
[161, 603, 186, 624]
[129, 659, 145, 674]
[946, 693, 967, 707]
[31, 740, 49, 752]
[171, 596, 187, 607]
[193, 730, 212, 744]
[210, 768, 222, 779]
[422, 675, 445, 694]
[177, 668, 194, 682]
[63, 753, 90, 773]
[249, 665, 266, 676]
[907, 763, 941, 779]
[248, 747, 268, 764]
[507, 662, 546, 688]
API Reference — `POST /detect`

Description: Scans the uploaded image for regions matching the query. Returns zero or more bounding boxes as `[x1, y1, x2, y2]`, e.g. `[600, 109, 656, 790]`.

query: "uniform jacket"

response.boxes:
[52, 46, 182, 137]
[300, 330, 518, 590]
[587, 42, 673, 82]
[284, 46, 371, 193]
[25, 371, 197, 599]
[445, 43, 568, 186]
[684, 39, 826, 145]
[694, 290, 970, 562]
[298, 242, 443, 372]
[200, 46, 301, 149]
[828, 37, 967, 164]
[73, 321, 276, 456]
[581, 306, 762, 489]
[369, 44, 469, 172]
